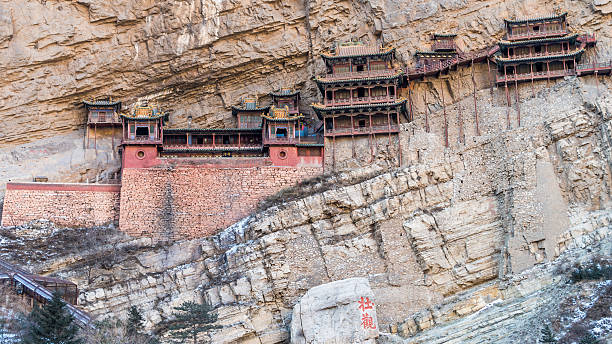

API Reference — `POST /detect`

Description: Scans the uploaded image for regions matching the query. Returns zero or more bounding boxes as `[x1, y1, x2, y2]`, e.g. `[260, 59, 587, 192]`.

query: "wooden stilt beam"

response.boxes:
[387, 110, 391, 147]
[457, 76, 464, 144]
[351, 114, 355, 158]
[396, 112, 402, 167]
[332, 116, 336, 170]
[514, 77, 520, 127]
[530, 63, 535, 98]
[441, 78, 448, 148]
[471, 59, 480, 136]
[369, 113, 374, 162]
[595, 71, 600, 95]
[487, 57, 493, 96]
[424, 85, 430, 133]
[504, 65, 511, 130]
[86, 124, 90, 149]
[94, 123, 97, 151]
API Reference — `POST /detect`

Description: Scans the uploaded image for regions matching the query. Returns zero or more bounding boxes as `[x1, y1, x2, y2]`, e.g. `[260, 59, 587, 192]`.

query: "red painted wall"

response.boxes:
[269, 146, 323, 167]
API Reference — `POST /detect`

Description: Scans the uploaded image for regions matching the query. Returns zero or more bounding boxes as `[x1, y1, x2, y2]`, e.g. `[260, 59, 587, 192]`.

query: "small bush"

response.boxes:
[579, 332, 600, 344]
[570, 258, 612, 283]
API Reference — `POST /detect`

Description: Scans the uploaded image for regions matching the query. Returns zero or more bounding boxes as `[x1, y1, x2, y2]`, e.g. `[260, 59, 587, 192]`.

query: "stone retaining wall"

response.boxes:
[119, 165, 322, 239]
[1, 183, 121, 228]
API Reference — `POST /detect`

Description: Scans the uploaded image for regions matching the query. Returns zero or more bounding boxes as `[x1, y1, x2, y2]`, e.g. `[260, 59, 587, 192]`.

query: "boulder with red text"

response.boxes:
[290, 277, 379, 344]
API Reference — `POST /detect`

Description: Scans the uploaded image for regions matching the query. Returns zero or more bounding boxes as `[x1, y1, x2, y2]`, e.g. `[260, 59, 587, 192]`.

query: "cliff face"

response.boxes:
[1, 0, 611, 188]
[2, 79, 611, 343]
[2, 0, 612, 342]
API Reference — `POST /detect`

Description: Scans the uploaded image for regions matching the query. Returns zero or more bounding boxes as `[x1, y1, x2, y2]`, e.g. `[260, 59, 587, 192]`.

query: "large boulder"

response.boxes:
[290, 277, 379, 344]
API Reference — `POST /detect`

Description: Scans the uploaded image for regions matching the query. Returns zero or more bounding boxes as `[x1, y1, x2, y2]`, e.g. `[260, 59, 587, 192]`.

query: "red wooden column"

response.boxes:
[387, 110, 392, 149]
[471, 59, 480, 136]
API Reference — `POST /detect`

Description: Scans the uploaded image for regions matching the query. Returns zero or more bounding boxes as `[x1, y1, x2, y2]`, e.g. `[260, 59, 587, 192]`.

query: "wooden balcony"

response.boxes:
[496, 69, 575, 84]
[576, 60, 612, 76]
[506, 29, 567, 41]
[325, 124, 399, 137]
[88, 113, 121, 126]
[123, 135, 162, 145]
[321, 69, 398, 82]
[163, 143, 263, 151]
[264, 136, 321, 145]
[325, 96, 397, 107]
[432, 41, 457, 51]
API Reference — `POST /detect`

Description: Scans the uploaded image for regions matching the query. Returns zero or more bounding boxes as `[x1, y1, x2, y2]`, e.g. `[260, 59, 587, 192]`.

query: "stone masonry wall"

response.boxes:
[119, 165, 322, 239]
[0, 183, 121, 228]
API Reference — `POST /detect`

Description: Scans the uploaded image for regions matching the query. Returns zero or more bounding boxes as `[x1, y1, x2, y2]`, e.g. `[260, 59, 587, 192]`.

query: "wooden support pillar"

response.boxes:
[332, 116, 336, 170]
[351, 114, 355, 158]
[238, 132, 241, 149]
[94, 123, 97, 151]
[514, 77, 521, 127]
[112, 125, 115, 153]
[530, 63, 535, 98]
[86, 125, 90, 149]
[440, 78, 448, 148]
[369, 114, 374, 162]
[387, 110, 392, 147]
[504, 65, 511, 130]
[396, 112, 402, 167]
[487, 57, 493, 94]
[457, 76, 464, 144]
[212, 133, 216, 148]
[424, 85, 430, 133]
[471, 59, 480, 136]
[546, 61, 550, 83]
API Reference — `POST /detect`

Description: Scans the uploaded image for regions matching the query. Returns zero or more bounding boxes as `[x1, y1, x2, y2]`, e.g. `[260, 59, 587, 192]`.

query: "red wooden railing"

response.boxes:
[325, 124, 399, 136]
[506, 29, 567, 41]
[407, 45, 499, 78]
[325, 96, 397, 107]
[321, 69, 398, 81]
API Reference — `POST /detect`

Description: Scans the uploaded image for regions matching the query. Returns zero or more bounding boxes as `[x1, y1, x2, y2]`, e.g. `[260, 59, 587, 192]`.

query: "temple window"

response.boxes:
[276, 128, 288, 138]
[533, 25, 540, 32]
[136, 126, 149, 137]
[326, 91, 333, 100]
[356, 65, 364, 72]
[358, 119, 366, 127]
[356, 87, 366, 98]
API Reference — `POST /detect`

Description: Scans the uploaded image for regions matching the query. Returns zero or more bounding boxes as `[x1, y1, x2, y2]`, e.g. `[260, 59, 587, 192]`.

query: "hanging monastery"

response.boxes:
[2, 12, 611, 240]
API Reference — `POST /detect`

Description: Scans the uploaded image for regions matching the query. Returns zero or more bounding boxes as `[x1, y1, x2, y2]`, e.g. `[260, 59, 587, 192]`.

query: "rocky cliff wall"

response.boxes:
[1, 0, 611, 192]
[2, 79, 610, 343]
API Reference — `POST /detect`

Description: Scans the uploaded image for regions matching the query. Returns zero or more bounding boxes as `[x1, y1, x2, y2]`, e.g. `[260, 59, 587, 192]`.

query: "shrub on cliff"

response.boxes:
[570, 258, 612, 283]
[540, 324, 556, 343]
[166, 301, 220, 344]
[579, 332, 600, 344]
[22, 292, 82, 344]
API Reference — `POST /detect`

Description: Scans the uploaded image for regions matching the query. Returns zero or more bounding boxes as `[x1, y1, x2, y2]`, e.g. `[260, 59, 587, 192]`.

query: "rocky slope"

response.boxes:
[1, 0, 612, 191]
[2, 78, 612, 342]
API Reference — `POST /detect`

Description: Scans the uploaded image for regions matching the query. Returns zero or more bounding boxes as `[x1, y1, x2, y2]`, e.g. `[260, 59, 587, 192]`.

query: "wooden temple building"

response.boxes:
[312, 41, 407, 169]
[495, 13, 595, 85]
[83, 97, 122, 149]
[117, 91, 323, 168]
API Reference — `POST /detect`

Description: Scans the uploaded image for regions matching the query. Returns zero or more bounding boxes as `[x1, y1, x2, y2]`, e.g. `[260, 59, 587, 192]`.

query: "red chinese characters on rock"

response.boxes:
[358, 296, 376, 330]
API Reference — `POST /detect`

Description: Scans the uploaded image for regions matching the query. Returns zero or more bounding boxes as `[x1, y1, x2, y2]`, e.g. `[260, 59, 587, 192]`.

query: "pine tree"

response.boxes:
[579, 332, 600, 344]
[126, 306, 145, 336]
[167, 301, 220, 344]
[22, 292, 82, 344]
[540, 324, 556, 343]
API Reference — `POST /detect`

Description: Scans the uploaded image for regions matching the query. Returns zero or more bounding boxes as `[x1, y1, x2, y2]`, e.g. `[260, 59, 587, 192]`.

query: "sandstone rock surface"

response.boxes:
[291, 277, 379, 344]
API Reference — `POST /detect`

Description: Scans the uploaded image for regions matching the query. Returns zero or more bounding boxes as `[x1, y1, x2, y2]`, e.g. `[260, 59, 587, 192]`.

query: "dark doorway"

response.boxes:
[356, 65, 364, 72]
[359, 119, 366, 127]
[136, 127, 149, 136]
[276, 128, 288, 137]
